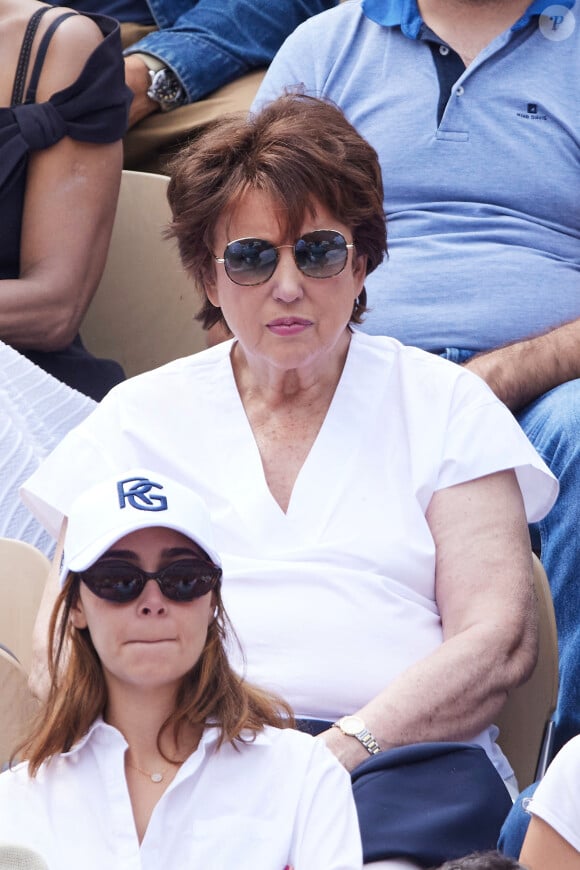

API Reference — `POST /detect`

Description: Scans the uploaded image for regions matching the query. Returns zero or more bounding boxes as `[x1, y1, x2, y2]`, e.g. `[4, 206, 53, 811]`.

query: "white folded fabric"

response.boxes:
[0, 342, 95, 556]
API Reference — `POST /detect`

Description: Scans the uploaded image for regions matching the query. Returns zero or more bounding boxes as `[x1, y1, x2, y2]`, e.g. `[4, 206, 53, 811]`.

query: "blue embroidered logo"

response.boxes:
[117, 477, 168, 512]
[517, 102, 548, 121]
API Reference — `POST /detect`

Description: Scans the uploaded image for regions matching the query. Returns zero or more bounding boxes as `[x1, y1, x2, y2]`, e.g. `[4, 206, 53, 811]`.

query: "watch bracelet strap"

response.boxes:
[358, 729, 381, 755]
[333, 720, 382, 756]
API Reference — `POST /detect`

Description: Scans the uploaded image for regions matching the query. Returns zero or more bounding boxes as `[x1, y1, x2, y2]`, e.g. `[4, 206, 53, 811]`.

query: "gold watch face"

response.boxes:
[339, 715, 364, 736]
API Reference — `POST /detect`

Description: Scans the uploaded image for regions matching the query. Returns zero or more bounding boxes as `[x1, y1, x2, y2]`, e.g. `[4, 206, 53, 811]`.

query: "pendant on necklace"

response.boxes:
[150, 772, 164, 783]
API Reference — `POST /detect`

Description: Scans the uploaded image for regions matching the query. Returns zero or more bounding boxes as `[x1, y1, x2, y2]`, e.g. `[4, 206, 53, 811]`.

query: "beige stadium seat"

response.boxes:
[0, 539, 49, 674]
[81, 169, 208, 379]
[495, 554, 559, 789]
[0, 648, 37, 769]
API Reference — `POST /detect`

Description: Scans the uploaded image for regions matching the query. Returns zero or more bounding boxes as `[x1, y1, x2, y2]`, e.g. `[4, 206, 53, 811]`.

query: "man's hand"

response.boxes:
[463, 348, 520, 409]
[123, 55, 159, 127]
[464, 317, 580, 412]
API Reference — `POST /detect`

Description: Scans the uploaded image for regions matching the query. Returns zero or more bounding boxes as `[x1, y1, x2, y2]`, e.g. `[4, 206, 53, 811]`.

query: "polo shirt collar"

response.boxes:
[362, 0, 576, 37]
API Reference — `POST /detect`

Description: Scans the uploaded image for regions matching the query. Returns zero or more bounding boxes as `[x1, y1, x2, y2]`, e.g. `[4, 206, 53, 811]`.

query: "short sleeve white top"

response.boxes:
[22, 332, 557, 776]
[0, 722, 362, 870]
[527, 734, 580, 853]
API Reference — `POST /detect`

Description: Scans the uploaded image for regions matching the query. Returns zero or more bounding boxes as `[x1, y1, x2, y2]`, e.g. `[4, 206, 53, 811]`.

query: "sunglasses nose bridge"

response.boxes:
[266, 242, 307, 293]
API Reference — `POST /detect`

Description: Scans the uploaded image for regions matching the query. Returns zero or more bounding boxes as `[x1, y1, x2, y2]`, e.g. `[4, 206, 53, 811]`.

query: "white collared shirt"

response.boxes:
[0, 721, 362, 869]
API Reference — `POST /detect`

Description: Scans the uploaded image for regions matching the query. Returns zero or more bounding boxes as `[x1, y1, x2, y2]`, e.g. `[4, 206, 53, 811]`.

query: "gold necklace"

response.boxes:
[126, 759, 169, 784]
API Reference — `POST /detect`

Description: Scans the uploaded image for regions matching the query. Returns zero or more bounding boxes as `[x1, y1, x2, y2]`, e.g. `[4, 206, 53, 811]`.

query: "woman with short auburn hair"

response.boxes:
[166, 93, 386, 331]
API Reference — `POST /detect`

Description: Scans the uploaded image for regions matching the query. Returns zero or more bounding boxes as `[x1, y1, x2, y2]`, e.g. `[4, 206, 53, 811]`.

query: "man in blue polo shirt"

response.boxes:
[52, 0, 336, 169]
[252, 0, 579, 855]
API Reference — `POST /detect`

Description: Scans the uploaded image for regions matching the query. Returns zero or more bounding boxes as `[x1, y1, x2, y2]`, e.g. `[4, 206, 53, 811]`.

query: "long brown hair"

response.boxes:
[166, 92, 387, 331]
[16, 575, 293, 776]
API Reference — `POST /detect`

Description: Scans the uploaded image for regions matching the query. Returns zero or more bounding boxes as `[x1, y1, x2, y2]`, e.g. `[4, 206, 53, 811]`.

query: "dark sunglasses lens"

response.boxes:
[295, 231, 349, 278]
[224, 238, 278, 285]
[159, 561, 221, 601]
[81, 563, 144, 603]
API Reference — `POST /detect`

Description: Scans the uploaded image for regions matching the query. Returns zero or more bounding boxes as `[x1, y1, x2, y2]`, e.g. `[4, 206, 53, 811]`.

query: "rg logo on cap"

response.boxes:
[117, 477, 168, 511]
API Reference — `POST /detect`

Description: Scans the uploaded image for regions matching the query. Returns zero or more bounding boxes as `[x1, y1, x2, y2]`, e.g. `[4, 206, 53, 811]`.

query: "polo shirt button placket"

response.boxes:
[455, 85, 465, 96]
[439, 44, 450, 56]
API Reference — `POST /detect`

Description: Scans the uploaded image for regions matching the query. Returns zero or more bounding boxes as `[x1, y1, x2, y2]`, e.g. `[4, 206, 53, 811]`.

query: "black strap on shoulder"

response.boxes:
[10, 6, 51, 106]
[11, 9, 78, 106]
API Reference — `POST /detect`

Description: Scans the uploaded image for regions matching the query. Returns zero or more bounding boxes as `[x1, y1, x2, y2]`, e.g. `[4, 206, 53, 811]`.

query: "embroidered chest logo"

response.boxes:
[117, 477, 168, 511]
[516, 103, 548, 121]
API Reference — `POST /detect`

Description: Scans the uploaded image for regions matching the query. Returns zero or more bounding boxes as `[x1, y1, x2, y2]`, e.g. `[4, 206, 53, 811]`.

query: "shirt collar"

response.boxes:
[61, 718, 275, 759]
[61, 717, 124, 758]
[362, 0, 576, 37]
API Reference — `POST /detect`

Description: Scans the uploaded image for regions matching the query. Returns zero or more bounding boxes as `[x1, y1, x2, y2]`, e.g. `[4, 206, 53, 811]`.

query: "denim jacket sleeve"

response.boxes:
[125, 0, 338, 103]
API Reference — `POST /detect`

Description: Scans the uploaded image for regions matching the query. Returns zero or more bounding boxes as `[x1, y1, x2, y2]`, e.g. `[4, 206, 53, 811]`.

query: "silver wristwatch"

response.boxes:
[140, 55, 185, 112]
[146, 67, 185, 111]
[333, 715, 381, 755]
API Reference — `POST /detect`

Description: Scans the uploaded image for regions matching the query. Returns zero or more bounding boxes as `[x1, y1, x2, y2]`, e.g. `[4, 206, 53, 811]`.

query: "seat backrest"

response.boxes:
[0, 539, 49, 673]
[80, 169, 207, 378]
[495, 554, 559, 789]
[0, 647, 36, 769]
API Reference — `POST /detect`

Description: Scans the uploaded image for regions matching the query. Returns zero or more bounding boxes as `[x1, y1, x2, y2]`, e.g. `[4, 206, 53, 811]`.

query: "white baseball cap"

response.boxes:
[60, 470, 221, 586]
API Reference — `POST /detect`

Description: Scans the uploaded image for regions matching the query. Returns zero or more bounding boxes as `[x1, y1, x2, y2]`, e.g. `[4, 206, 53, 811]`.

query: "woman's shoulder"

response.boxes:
[0, 759, 34, 797]
[35, 10, 111, 103]
[351, 330, 477, 390]
[107, 340, 235, 400]
[528, 737, 580, 845]
[242, 725, 346, 771]
[538, 735, 580, 788]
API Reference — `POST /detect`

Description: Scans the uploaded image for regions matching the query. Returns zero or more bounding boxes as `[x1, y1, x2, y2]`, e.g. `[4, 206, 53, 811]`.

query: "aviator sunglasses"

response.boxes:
[78, 558, 223, 604]
[214, 229, 355, 286]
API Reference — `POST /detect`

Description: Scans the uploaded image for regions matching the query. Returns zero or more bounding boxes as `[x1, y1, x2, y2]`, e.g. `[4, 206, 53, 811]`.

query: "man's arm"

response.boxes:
[123, 0, 336, 125]
[464, 317, 580, 412]
[322, 469, 537, 771]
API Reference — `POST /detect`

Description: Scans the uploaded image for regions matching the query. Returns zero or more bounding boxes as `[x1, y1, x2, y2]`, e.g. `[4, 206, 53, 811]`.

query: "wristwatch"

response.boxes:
[333, 715, 381, 756]
[139, 54, 186, 112]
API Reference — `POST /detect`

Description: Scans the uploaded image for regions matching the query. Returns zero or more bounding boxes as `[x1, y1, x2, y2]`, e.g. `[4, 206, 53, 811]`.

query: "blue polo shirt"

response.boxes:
[254, 0, 580, 351]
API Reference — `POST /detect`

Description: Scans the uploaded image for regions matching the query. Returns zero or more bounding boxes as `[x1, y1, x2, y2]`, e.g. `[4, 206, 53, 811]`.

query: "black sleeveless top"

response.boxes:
[0, 9, 131, 400]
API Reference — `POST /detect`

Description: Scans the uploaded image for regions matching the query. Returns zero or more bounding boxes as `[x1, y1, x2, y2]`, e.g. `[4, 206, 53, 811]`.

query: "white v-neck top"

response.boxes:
[0, 722, 361, 869]
[22, 332, 557, 777]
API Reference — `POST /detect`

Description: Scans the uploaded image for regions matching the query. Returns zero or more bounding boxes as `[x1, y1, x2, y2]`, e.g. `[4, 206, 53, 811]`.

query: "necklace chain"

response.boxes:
[126, 759, 168, 784]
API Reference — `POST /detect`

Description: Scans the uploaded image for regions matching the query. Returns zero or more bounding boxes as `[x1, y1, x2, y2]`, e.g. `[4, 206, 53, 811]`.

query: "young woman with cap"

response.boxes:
[0, 469, 361, 869]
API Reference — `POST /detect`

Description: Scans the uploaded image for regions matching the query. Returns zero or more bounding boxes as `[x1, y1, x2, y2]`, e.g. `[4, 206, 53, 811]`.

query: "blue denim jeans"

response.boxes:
[497, 783, 537, 857]
[442, 349, 580, 755]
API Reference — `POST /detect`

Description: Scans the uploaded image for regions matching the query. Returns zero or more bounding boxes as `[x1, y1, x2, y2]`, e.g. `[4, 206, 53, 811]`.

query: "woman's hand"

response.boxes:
[317, 727, 371, 773]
